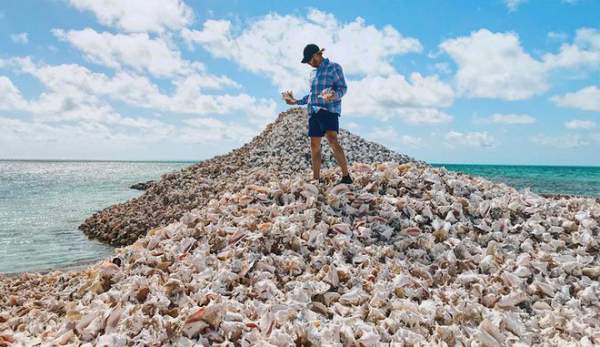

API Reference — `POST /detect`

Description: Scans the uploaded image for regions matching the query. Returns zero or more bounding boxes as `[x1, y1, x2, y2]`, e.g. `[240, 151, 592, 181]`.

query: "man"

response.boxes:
[282, 43, 353, 185]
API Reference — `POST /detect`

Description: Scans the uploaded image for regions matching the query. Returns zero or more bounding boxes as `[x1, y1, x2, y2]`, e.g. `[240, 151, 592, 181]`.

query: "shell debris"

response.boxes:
[2, 108, 600, 345]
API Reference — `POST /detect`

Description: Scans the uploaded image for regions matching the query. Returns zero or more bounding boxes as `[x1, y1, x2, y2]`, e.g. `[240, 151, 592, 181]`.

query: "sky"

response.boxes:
[0, 0, 599, 165]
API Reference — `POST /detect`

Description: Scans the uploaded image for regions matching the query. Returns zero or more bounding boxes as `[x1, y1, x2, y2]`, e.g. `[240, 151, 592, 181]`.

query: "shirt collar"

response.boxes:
[317, 58, 330, 71]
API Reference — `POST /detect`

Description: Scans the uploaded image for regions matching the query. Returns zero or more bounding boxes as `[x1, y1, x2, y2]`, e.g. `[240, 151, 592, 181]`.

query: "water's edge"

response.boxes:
[0, 160, 194, 273]
[432, 163, 600, 198]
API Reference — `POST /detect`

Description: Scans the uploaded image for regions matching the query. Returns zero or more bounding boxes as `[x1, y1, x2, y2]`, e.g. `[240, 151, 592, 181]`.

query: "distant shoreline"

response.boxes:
[0, 159, 198, 163]
[2, 159, 599, 168]
[540, 193, 600, 202]
[0, 257, 107, 278]
[432, 162, 600, 168]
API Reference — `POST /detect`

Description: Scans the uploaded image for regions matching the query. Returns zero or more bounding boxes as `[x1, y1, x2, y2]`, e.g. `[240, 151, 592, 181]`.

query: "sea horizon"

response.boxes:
[2, 158, 599, 168]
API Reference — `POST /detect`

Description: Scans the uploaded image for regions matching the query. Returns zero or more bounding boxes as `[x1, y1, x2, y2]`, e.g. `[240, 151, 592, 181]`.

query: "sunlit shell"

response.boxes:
[1, 108, 599, 346]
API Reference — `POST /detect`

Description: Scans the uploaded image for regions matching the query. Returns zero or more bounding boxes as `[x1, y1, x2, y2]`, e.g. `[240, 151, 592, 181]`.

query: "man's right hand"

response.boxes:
[282, 90, 296, 105]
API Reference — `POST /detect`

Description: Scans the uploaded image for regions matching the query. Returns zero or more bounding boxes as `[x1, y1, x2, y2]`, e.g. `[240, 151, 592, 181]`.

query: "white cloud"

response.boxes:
[551, 85, 600, 111]
[179, 117, 256, 144]
[398, 135, 424, 147]
[2, 73, 162, 128]
[6, 57, 277, 127]
[543, 28, 600, 70]
[445, 131, 495, 147]
[0, 114, 259, 161]
[433, 62, 451, 74]
[0, 117, 120, 143]
[346, 73, 454, 110]
[440, 29, 548, 100]
[395, 108, 453, 125]
[172, 72, 240, 91]
[0, 76, 28, 110]
[565, 119, 596, 129]
[182, 9, 422, 92]
[490, 113, 536, 124]
[365, 127, 423, 148]
[344, 73, 454, 123]
[52, 28, 204, 78]
[0, 113, 177, 146]
[344, 121, 359, 130]
[531, 134, 590, 148]
[67, 0, 194, 33]
[0, 113, 254, 148]
[365, 127, 397, 144]
[181, 9, 454, 125]
[10, 32, 28, 44]
[6, 60, 166, 120]
[28, 93, 114, 123]
[181, 19, 231, 54]
[0, 60, 267, 158]
[439, 27, 600, 102]
[505, 0, 527, 12]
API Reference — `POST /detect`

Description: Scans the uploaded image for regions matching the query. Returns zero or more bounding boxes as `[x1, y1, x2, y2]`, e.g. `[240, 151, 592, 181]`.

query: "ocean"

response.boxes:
[0, 160, 193, 274]
[1, 161, 598, 274]
[432, 163, 600, 198]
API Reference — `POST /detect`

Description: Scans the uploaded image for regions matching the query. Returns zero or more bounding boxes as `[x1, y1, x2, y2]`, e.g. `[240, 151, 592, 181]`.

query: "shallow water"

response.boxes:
[0, 160, 193, 273]
[432, 163, 600, 198]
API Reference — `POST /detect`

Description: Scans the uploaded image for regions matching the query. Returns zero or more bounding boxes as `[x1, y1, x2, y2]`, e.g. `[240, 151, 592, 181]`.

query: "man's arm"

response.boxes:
[331, 63, 347, 100]
[296, 94, 309, 105]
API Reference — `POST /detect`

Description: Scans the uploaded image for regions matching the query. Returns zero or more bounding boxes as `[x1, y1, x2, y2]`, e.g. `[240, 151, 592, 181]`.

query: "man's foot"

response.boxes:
[309, 178, 325, 185]
[336, 174, 352, 185]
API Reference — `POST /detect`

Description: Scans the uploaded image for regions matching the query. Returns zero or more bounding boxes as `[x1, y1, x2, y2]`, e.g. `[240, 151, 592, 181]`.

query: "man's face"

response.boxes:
[307, 52, 322, 68]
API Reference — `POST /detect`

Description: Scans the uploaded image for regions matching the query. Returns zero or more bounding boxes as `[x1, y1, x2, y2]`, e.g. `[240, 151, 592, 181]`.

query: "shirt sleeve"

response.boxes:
[296, 94, 309, 105]
[331, 63, 347, 100]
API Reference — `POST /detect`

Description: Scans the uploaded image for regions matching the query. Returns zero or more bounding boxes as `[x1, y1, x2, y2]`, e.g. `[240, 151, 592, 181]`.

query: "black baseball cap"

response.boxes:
[301, 44, 324, 63]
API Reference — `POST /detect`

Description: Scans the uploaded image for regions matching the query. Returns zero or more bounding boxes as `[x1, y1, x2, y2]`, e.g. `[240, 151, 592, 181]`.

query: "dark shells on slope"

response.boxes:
[79, 107, 419, 246]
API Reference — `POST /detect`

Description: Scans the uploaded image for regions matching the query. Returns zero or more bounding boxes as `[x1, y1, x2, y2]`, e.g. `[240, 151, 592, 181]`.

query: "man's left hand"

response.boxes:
[321, 89, 336, 102]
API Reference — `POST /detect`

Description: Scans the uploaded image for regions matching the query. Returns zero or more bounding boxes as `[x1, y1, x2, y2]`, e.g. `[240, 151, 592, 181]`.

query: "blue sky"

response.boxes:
[0, 0, 599, 164]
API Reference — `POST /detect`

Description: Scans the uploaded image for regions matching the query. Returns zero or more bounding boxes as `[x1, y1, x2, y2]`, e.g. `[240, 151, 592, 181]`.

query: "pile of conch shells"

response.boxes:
[79, 108, 416, 246]
[2, 108, 600, 346]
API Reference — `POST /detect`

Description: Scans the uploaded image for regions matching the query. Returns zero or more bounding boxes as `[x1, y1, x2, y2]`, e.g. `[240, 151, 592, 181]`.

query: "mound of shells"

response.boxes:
[2, 161, 600, 346]
[79, 107, 417, 246]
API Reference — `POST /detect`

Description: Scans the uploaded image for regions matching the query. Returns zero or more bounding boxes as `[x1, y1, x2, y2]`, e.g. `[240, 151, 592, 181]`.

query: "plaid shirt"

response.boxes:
[296, 58, 347, 116]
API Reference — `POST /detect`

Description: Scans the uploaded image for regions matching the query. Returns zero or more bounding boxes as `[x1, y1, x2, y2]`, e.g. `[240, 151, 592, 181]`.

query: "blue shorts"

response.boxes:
[308, 109, 340, 137]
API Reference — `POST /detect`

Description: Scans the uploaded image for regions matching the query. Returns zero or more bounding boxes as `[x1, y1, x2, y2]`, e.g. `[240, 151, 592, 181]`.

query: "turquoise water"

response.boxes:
[0, 160, 193, 274]
[432, 163, 600, 198]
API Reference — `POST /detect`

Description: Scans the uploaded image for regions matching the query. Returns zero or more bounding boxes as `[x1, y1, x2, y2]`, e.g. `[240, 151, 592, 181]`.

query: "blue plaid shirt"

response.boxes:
[296, 58, 347, 116]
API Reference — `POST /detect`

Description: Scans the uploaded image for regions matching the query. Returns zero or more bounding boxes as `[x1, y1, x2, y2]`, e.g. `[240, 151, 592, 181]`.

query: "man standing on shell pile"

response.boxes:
[282, 44, 353, 186]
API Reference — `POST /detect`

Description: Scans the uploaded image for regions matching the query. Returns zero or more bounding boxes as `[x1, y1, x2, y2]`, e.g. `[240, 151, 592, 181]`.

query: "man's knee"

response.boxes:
[327, 138, 342, 153]
[325, 131, 338, 143]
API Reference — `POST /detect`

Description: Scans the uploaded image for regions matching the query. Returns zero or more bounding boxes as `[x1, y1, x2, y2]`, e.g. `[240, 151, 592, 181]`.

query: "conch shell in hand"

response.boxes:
[319, 88, 335, 100]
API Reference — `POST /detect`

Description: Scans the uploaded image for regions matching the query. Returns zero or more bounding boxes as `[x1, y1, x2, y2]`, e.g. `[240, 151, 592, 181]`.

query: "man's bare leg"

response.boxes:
[325, 130, 349, 176]
[310, 136, 322, 179]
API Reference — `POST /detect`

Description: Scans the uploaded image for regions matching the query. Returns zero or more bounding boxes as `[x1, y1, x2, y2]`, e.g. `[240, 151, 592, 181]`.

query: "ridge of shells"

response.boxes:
[78, 108, 419, 247]
[1, 108, 600, 346]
